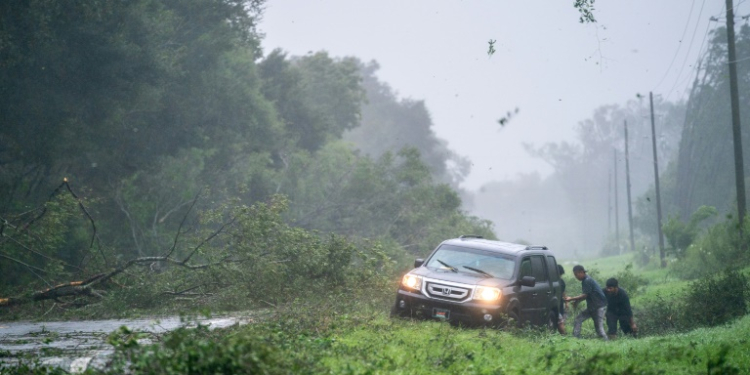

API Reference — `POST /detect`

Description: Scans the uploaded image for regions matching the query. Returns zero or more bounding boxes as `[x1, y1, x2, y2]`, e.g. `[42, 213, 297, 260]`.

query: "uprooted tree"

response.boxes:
[0, 180, 393, 312]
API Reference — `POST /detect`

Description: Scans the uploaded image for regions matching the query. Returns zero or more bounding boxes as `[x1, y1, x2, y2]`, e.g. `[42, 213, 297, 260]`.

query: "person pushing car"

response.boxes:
[604, 277, 637, 339]
[564, 265, 608, 340]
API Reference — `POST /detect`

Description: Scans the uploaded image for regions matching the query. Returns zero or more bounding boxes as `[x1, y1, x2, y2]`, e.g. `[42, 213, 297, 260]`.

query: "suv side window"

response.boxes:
[520, 258, 532, 278]
[546, 256, 559, 282]
[530, 255, 548, 282]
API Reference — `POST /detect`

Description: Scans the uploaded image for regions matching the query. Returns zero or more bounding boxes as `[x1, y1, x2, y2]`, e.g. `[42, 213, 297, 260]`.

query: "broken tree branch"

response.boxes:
[164, 188, 204, 259]
[0, 273, 105, 307]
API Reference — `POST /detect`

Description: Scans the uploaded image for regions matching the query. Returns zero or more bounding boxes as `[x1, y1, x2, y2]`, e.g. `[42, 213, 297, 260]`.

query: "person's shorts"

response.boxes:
[558, 313, 566, 324]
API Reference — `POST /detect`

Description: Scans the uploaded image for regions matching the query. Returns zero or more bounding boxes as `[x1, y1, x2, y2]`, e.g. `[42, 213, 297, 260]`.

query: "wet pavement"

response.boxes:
[0, 313, 257, 373]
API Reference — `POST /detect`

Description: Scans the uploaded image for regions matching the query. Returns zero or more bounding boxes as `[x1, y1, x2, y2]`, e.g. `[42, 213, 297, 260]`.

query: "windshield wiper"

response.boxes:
[463, 265, 493, 278]
[436, 259, 458, 273]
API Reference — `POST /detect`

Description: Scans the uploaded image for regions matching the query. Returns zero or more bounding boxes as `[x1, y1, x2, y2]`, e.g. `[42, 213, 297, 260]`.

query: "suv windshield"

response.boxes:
[425, 244, 515, 279]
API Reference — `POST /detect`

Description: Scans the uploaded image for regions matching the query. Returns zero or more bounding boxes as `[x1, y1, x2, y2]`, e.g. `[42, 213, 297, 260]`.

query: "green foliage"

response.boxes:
[662, 205, 718, 258]
[674, 24, 750, 219]
[574, 0, 596, 23]
[277, 142, 493, 261]
[0, 191, 98, 292]
[259, 50, 365, 152]
[0, 0, 496, 328]
[635, 292, 683, 336]
[636, 269, 749, 336]
[0, 362, 69, 375]
[106, 325, 309, 375]
[0, 0, 269, 203]
[610, 263, 649, 298]
[84, 195, 399, 313]
[683, 268, 749, 327]
[671, 217, 750, 279]
[91, 302, 750, 375]
[344, 60, 471, 188]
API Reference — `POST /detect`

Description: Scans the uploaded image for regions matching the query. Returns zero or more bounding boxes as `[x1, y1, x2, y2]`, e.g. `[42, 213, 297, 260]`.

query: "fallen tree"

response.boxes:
[0, 180, 391, 313]
[0, 179, 240, 309]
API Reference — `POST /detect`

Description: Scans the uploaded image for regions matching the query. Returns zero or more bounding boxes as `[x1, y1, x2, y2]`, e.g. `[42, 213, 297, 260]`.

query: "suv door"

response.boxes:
[545, 255, 562, 312]
[517, 255, 550, 324]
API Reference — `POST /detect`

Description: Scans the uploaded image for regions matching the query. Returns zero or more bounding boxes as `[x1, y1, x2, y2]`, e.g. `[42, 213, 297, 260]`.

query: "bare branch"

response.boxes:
[62, 179, 107, 266]
[164, 188, 204, 259]
[0, 279, 95, 307]
[182, 215, 238, 264]
[114, 186, 144, 257]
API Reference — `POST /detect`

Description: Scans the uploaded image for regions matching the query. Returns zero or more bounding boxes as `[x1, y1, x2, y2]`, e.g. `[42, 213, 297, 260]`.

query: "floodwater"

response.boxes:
[0, 313, 258, 373]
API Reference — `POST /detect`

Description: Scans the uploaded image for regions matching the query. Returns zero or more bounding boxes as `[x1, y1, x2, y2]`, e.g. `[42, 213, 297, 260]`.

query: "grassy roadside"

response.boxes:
[314, 315, 750, 374]
[98, 303, 750, 375]
[6, 252, 750, 374]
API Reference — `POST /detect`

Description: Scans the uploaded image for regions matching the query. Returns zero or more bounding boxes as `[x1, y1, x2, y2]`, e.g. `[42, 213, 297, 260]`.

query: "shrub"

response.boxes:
[610, 263, 649, 298]
[672, 218, 749, 280]
[634, 292, 684, 336]
[682, 268, 749, 327]
[105, 325, 315, 375]
[662, 205, 717, 259]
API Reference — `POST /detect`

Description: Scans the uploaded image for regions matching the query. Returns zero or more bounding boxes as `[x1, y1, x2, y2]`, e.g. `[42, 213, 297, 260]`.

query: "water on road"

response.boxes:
[0, 313, 257, 373]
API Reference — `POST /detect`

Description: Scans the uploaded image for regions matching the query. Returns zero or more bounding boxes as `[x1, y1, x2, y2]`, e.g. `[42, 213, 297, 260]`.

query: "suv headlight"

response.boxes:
[401, 274, 423, 291]
[474, 286, 501, 301]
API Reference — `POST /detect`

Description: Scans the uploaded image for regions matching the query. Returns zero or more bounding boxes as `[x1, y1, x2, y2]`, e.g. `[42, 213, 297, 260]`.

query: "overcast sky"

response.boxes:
[258, 0, 732, 191]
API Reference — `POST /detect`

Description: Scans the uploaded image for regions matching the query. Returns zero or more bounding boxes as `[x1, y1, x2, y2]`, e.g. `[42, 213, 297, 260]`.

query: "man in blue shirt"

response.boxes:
[564, 265, 608, 340]
[605, 277, 637, 339]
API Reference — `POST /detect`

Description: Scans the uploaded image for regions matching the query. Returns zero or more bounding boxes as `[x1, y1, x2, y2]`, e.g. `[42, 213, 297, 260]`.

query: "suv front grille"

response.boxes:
[424, 278, 472, 302]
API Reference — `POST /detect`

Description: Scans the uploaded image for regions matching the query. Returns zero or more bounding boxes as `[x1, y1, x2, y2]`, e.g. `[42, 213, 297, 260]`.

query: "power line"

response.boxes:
[664, 0, 708, 101]
[652, 0, 698, 92]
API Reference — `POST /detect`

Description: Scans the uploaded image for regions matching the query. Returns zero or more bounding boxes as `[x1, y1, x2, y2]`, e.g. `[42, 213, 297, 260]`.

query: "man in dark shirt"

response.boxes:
[605, 278, 637, 339]
[564, 265, 608, 340]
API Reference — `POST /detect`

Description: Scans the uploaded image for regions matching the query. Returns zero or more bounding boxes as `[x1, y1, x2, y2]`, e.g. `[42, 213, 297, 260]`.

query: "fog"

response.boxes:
[259, 0, 733, 258]
[1, 0, 746, 290]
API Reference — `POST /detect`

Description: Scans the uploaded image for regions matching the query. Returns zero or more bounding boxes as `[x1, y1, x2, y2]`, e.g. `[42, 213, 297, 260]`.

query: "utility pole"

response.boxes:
[726, 0, 747, 237]
[624, 120, 636, 254]
[650, 92, 666, 268]
[613, 149, 620, 251]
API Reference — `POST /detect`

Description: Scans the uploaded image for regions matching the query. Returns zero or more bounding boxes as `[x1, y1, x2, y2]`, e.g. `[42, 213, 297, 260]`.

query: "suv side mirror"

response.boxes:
[414, 258, 424, 268]
[520, 276, 536, 287]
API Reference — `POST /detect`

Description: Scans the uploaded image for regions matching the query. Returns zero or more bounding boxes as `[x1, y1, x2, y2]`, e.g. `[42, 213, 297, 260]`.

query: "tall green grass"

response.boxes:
[98, 305, 749, 375]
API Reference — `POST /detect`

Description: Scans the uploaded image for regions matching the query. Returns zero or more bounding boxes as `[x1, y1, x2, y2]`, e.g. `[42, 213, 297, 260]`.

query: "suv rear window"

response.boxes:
[425, 244, 516, 279]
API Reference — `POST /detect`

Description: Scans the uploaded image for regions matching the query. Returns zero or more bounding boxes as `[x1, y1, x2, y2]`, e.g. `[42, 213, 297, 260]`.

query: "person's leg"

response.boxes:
[619, 316, 632, 335]
[557, 312, 566, 335]
[573, 309, 592, 338]
[606, 311, 618, 340]
[593, 307, 609, 340]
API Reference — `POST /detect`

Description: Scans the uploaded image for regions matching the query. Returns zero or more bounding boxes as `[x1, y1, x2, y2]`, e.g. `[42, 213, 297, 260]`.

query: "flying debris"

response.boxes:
[497, 107, 520, 128]
[487, 39, 496, 57]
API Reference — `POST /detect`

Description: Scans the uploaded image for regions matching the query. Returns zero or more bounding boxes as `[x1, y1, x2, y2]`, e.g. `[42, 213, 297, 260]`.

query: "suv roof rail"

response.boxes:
[459, 234, 484, 240]
[525, 245, 548, 250]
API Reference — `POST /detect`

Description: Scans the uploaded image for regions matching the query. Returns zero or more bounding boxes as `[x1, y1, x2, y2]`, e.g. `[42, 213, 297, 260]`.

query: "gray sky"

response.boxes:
[259, 0, 730, 190]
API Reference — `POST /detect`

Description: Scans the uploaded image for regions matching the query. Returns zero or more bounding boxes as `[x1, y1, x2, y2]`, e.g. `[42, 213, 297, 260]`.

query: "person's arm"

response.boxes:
[624, 291, 637, 331]
[564, 293, 587, 302]
[565, 277, 590, 302]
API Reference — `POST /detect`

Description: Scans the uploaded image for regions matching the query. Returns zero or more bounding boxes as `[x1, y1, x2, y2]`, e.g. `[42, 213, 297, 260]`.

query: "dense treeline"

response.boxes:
[0, 0, 492, 312]
[674, 25, 750, 220]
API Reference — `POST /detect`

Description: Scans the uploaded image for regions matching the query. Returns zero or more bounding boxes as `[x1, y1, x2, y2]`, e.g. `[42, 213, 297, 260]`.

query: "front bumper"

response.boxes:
[394, 288, 507, 326]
